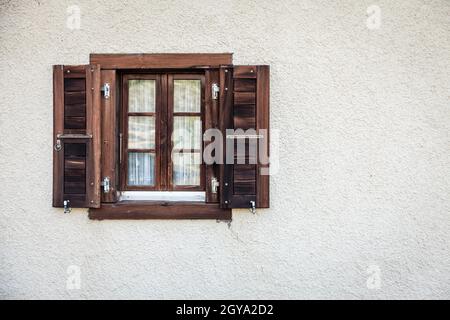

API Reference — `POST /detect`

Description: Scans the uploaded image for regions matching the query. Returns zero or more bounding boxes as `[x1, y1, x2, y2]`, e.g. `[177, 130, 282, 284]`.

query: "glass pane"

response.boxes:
[172, 152, 201, 186]
[128, 152, 155, 186]
[173, 116, 201, 150]
[174, 80, 201, 112]
[129, 80, 155, 112]
[128, 116, 155, 149]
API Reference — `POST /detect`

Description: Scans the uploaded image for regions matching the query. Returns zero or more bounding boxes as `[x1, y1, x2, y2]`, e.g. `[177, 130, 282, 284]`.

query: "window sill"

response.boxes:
[88, 201, 231, 220]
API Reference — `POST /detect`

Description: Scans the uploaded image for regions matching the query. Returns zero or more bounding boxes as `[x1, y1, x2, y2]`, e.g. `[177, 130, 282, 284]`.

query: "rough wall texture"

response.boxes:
[1, 0, 449, 299]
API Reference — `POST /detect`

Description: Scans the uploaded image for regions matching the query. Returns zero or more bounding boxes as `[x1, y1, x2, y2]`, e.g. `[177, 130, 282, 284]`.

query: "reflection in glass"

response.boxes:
[174, 80, 201, 112]
[128, 152, 155, 186]
[173, 116, 201, 150]
[172, 152, 201, 186]
[128, 116, 155, 149]
[129, 80, 155, 112]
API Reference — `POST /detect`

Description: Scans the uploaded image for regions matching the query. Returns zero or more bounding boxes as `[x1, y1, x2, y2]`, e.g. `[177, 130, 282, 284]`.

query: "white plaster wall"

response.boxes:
[1, 0, 449, 299]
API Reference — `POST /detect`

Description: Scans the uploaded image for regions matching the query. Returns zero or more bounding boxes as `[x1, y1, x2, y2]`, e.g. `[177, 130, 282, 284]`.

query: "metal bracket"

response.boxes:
[101, 83, 110, 99]
[101, 177, 110, 193]
[212, 83, 219, 100]
[211, 177, 219, 194]
[249, 201, 256, 214]
[63, 200, 71, 214]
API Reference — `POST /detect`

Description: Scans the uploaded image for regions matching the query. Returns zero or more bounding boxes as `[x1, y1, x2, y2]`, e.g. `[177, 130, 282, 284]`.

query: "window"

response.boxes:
[52, 54, 270, 220]
[122, 75, 159, 189]
[170, 76, 204, 190]
[121, 74, 205, 192]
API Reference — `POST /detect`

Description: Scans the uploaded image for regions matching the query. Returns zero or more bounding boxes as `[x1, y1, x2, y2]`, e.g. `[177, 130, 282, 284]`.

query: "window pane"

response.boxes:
[172, 152, 201, 186]
[128, 152, 155, 186]
[173, 116, 201, 150]
[129, 80, 155, 112]
[174, 80, 201, 112]
[128, 116, 155, 149]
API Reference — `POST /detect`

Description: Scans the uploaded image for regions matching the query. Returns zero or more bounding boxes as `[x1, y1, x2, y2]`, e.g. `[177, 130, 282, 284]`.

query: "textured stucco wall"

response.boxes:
[1, 0, 450, 299]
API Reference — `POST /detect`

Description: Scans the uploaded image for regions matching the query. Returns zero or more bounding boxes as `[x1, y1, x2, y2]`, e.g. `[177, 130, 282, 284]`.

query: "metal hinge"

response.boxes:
[212, 83, 219, 100]
[211, 177, 219, 194]
[101, 83, 110, 99]
[101, 177, 110, 193]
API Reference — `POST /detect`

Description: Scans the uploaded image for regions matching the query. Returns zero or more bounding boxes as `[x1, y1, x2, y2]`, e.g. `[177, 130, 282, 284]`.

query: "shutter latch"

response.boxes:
[63, 200, 71, 214]
[212, 83, 219, 100]
[211, 177, 219, 194]
[101, 83, 110, 99]
[54, 139, 62, 151]
[249, 201, 256, 214]
[101, 177, 110, 193]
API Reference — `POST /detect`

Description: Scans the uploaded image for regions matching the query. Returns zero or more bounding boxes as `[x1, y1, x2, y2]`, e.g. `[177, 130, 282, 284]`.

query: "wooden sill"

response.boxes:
[88, 201, 231, 220]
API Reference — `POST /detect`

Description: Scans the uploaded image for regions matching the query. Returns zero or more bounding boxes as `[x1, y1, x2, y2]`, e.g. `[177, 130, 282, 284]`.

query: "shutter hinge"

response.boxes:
[211, 177, 219, 194]
[101, 83, 110, 99]
[101, 177, 110, 193]
[212, 83, 219, 100]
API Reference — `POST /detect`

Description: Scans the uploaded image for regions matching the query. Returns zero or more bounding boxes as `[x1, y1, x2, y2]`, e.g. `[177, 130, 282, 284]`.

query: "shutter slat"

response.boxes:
[64, 91, 86, 105]
[234, 92, 256, 105]
[234, 79, 256, 92]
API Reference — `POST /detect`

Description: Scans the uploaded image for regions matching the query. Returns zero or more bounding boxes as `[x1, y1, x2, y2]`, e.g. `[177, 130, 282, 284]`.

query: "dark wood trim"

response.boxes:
[100, 69, 118, 203]
[85, 64, 102, 208]
[256, 65, 270, 208]
[127, 112, 156, 116]
[219, 66, 234, 209]
[127, 148, 156, 153]
[53, 65, 64, 207]
[90, 53, 233, 69]
[88, 201, 232, 220]
[204, 69, 220, 203]
[160, 74, 168, 190]
[172, 112, 202, 116]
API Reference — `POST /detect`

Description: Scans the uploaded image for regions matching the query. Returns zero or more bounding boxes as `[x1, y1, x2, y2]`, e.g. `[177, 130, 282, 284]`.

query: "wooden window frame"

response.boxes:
[167, 73, 205, 191]
[120, 74, 163, 191]
[87, 53, 234, 220]
[90, 53, 232, 69]
[120, 72, 206, 192]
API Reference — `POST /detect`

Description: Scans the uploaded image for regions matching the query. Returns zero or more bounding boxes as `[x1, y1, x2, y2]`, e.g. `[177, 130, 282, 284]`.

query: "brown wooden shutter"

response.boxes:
[53, 65, 101, 208]
[219, 65, 270, 209]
